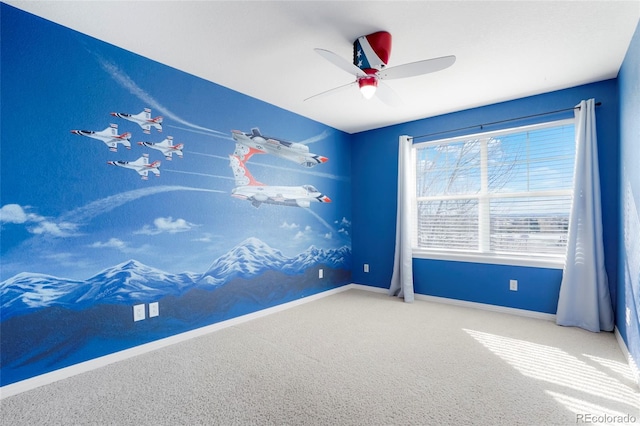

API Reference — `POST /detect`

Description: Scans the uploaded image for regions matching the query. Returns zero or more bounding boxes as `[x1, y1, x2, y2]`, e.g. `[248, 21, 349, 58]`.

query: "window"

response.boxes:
[411, 119, 575, 267]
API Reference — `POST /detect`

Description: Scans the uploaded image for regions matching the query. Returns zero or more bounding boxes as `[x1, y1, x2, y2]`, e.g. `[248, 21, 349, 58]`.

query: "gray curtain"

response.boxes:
[389, 135, 414, 302]
[556, 99, 614, 332]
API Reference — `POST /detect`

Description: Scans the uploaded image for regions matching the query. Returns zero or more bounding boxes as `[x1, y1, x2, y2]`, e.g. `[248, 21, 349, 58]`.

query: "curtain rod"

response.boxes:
[412, 101, 601, 141]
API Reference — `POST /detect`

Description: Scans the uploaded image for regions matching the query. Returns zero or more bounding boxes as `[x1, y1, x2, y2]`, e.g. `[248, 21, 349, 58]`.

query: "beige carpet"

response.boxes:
[1, 289, 639, 425]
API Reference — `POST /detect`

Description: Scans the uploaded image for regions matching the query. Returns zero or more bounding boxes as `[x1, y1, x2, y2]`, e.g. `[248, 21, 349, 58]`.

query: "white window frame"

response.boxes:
[410, 118, 575, 269]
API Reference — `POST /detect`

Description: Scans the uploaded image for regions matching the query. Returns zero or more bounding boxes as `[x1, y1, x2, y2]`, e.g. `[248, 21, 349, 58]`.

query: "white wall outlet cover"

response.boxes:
[510, 280, 518, 291]
[133, 304, 146, 321]
[149, 302, 159, 318]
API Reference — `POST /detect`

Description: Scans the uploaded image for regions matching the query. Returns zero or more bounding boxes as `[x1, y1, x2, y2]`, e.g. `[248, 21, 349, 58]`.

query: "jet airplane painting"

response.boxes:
[70, 124, 131, 152]
[232, 128, 328, 168]
[229, 154, 330, 208]
[111, 108, 163, 134]
[138, 136, 184, 160]
[107, 154, 160, 180]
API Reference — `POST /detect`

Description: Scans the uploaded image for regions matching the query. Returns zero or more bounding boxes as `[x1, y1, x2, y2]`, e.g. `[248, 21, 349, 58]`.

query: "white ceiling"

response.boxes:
[6, 1, 640, 134]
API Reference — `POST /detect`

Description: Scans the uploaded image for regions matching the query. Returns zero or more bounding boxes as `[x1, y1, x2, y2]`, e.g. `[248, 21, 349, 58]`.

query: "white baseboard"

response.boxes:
[615, 327, 640, 390]
[348, 283, 389, 294]
[414, 293, 557, 321]
[0, 284, 353, 399]
[350, 283, 557, 321]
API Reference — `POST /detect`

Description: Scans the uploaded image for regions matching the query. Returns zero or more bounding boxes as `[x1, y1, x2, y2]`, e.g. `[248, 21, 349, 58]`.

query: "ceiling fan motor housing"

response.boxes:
[358, 75, 378, 89]
[353, 31, 391, 71]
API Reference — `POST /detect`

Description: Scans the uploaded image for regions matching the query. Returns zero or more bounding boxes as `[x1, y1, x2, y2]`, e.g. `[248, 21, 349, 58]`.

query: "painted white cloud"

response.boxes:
[3, 187, 221, 245]
[0, 204, 29, 223]
[280, 221, 300, 230]
[334, 217, 351, 237]
[1, 204, 78, 237]
[135, 216, 196, 235]
[89, 238, 150, 255]
[90, 238, 127, 250]
[29, 220, 77, 237]
[294, 225, 313, 240]
[155, 217, 194, 233]
[335, 217, 351, 227]
[193, 233, 213, 243]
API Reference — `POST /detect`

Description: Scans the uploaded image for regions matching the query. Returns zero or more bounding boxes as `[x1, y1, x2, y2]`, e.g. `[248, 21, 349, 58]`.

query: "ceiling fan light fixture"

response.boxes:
[358, 76, 378, 99]
[309, 31, 455, 106]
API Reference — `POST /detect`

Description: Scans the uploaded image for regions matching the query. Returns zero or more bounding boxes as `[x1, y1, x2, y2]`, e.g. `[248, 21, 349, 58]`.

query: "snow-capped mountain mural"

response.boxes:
[1, 238, 350, 321]
[0, 239, 351, 385]
[1, 260, 193, 321]
[201, 237, 351, 284]
[1, 6, 352, 388]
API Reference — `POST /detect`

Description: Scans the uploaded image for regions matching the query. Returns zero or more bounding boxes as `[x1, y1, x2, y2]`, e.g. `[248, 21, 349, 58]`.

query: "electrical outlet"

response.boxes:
[510, 280, 518, 291]
[364, 263, 370, 273]
[149, 302, 159, 318]
[133, 304, 146, 322]
[319, 268, 324, 279]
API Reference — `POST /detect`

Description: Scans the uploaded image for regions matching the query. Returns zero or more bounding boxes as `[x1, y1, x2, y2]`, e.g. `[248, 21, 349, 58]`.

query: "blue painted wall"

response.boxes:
[413, 260, 563, 314]
[352, 80, 620, 315]
[0, 4, 352, 386]
[618, 19, 640, 379]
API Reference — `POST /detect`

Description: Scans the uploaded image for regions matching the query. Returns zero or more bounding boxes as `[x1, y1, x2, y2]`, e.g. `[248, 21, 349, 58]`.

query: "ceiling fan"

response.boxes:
[305, 31, 456, 106]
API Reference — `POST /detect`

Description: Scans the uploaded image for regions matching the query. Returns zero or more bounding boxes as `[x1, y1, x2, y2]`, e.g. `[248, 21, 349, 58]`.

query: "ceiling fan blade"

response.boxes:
[303, 81, 357, 103]
[314, 48, 367, 78]
[379, 55, 456, 80]
[376, 81, 403, 107]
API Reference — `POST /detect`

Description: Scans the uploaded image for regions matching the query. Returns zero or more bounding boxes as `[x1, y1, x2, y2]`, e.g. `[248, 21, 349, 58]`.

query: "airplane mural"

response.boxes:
[138, 136, 184, 160]
[70, 124, 132, 152]
[111, 108, 163, 134]
[107, 153, 160, 180]
[229, 154, 331, 208]
[232, 128, 328, 168]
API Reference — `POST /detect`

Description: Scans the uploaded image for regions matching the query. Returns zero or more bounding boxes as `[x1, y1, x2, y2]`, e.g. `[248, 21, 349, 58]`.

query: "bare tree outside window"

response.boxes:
[413, 121, 575, 258]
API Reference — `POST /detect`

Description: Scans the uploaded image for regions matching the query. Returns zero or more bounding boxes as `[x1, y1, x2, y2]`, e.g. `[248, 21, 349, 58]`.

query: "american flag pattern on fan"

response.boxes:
[353, 31, 392, 71]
